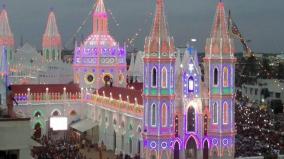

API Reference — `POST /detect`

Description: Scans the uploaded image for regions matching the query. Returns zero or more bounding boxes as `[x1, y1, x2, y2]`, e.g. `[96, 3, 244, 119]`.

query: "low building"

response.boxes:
[241, 79, 284, 105]
[0, 112, 32, 159]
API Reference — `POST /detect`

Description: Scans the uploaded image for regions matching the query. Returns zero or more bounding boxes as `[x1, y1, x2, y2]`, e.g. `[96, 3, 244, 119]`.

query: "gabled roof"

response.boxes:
[11, 84, 80, 94]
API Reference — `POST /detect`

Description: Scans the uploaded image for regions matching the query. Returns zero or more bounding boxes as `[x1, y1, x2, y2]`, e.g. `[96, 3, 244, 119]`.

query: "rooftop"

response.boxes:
[97, 85, 143, 105]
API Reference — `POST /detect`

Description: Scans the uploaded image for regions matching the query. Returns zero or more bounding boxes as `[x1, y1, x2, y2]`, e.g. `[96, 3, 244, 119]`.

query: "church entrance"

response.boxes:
[185, 137, 197, 159]
[203, 140, 209, 159]
[174, 142, 179, 159]
[33, 122, 42, 139]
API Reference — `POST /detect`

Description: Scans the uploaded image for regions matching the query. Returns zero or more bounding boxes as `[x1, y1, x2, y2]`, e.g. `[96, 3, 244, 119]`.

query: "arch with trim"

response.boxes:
[32, 109, 44, 118]
[50, 109, 62, 116]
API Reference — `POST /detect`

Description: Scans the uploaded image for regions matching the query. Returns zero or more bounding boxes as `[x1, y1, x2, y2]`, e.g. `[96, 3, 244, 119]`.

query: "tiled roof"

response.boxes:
[97, 86, 143, 105]
[11, 84, 80, 94]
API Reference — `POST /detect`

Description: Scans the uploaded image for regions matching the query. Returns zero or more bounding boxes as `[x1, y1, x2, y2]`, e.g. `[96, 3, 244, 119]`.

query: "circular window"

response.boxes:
[84, 72, 95, 85]
[87, 75, 94, 82]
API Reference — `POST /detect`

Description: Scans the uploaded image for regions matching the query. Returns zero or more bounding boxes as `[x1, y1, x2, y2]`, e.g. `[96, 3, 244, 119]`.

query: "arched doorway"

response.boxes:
[174, 142, 179, 159]
[203, 140, 209, 159]
[33, 122, 42, 139]
[185, 137, 197, 159]
[113, 131, 116, 150]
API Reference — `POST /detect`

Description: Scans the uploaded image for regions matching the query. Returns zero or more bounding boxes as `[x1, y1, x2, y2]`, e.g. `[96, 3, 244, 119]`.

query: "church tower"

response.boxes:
[42, 9, 62, 61]
[204, 1, 236, 158]
[143, 0, 176, 158]
[0, 5, 15, 65]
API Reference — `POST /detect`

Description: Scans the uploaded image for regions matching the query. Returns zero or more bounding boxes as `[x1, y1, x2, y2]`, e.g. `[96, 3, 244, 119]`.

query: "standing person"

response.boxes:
[6, 85, 18, 118]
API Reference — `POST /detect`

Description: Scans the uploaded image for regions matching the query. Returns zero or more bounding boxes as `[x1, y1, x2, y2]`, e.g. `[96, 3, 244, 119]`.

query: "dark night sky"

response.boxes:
[1, 0, 284, 53]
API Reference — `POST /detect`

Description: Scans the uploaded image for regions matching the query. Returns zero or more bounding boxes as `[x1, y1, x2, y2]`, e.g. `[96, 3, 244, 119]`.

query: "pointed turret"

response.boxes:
[0, 6, 14, 48]
[144, 0, 175, 55]
[93, 0, 108, 34]
[205, 1, 235, 58]
[42, 9, 62, 61]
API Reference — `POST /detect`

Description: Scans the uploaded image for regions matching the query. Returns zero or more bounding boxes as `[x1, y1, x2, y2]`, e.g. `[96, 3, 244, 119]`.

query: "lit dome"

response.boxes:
[82, 34, 117, 49]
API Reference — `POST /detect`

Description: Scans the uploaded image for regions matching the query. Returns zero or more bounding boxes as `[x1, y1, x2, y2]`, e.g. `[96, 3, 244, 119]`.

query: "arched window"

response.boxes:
[46, 50, 49, 60]
[145, 66, 148, 85]
[213, 103, 218, 124]
[162, 104, 167, 127]
[223, 67, 229, 87]
[162, 67, 167, 88]
[188, 76, 194, 92]
[223, 102, 229, 124]
[152, 67, 157, 87]
[129, 138, 132, 154]
[187, 107, 195, 132]
[52, 50, 56, 60]
[151, 104, 156, 126]
[170, 67, 174, 87]
[214, 68, 218, 85]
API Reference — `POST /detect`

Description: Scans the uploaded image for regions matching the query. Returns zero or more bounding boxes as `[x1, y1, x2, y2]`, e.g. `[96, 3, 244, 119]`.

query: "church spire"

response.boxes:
[205, 1, 234, 57]
[0, 5, 14, 48]
[42, 9, 62, 61]
[144, 0, 175, 54]
[93, 0, 109, 34]
[42, 9, 62, 49]
[210, 1, 229, 39]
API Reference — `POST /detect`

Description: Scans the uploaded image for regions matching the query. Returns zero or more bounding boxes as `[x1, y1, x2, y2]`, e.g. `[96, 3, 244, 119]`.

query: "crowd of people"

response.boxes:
[235, 93, 283, 157]
[32, 135, 86, 159]
[31, 134, 141, 159]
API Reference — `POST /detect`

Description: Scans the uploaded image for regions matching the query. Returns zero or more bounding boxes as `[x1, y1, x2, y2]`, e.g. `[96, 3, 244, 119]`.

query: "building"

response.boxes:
[241, 79, 284, 105]
[6, 0, 236, 158]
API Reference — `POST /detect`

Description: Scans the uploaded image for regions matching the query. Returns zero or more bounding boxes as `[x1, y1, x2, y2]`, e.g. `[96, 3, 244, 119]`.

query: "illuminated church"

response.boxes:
[0, 0, 236, 158]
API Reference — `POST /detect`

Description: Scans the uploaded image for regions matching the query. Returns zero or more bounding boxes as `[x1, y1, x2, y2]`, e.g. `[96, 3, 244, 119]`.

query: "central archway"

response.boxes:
[185, 137, 197, 159]
[174, 142, 179, 159]
[203, 140, 209, 159]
